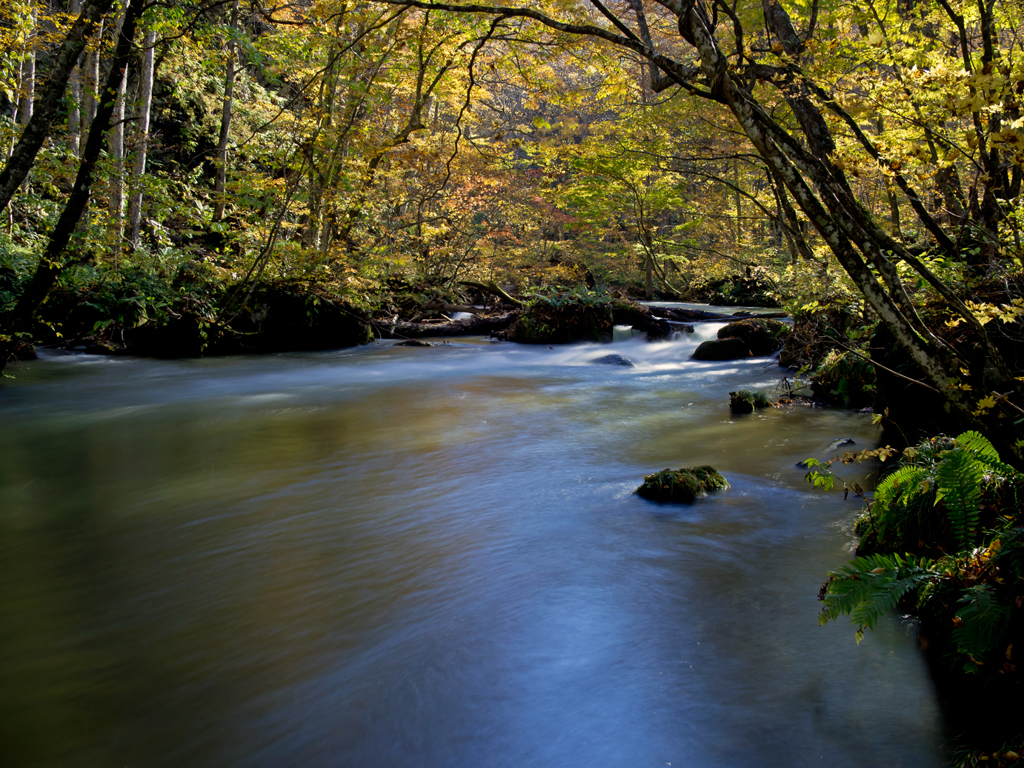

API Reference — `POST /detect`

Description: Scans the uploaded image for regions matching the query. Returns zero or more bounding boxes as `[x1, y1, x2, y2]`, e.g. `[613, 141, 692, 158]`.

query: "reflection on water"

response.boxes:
[0, 335, 944, 767]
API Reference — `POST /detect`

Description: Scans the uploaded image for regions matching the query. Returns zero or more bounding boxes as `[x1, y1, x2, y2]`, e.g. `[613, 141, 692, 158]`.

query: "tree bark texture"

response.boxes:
[213, 0, 239, 224]
[128, 24, 156, 245]
[67, 0, 84, 158]
[107, 1, 131, 253]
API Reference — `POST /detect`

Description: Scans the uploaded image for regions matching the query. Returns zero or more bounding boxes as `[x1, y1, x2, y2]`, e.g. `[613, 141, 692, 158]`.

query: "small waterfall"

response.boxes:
[668, 324, 694, 341]
[692, 322, 727, 342]
[613, 325, 639, 343]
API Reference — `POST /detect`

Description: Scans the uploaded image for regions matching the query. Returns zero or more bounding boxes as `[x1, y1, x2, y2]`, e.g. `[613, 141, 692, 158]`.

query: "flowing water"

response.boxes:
[0, 328, 946, 767]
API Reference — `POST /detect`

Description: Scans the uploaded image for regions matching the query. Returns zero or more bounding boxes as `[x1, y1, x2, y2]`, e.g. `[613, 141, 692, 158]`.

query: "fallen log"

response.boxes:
[422, 301, 488, 315]
[648, 306, 735, 322]
[648, 306, 789, 322]
[374, 310, 519, 339]
[458, 280, 524, 307]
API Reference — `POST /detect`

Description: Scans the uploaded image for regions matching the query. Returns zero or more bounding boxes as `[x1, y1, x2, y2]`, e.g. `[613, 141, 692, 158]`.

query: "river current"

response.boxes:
[0, 324, 946, 767]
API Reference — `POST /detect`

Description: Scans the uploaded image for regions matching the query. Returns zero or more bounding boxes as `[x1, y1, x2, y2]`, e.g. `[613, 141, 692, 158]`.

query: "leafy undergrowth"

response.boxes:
[817, 431, 1024, 761]
[778, 306, 876, 408]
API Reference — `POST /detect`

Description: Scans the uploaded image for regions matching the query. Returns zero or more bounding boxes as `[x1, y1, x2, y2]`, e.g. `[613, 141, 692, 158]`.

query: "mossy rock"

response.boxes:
[635, 466, 729, 503]
[501, 299, 614, 344]
[496, 294, 671, 344]
[729, 390, 774, 414]
[717, 318, 789, 356]
[238, 280, 374, 351]
[692, 337, 752, 360]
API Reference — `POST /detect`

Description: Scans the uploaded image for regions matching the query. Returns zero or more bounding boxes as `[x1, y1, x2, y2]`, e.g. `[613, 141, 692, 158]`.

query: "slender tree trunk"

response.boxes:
[645, 245, 654, 299]
[733, 157, 741, 245]
[0, 0, 114, 214]
[213, 0, 239, 223]
[81, 19, 103, 151]
[19, 3, 37, 128]
[67, 0, 83, 158]
[128, 24, 155, 246]
[885, 180, 903, 241]
[107, 2, 130, 258]
[6, 37, 24, 232]
[0, 0, 143, 372]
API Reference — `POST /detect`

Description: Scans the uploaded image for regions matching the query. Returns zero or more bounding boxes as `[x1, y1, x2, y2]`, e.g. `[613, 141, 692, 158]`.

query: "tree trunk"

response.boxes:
[107, 2, 130, 258]
[0, 0, 143, 372]
[67, 0, 83, 158]
[0, 0, 113, 214]
[81, 18, 103, 151]
[733, 157, 741, 245]
[127, 24, 156, 246]
[213, 0, 239, 224]
[19, 2, 37, 128]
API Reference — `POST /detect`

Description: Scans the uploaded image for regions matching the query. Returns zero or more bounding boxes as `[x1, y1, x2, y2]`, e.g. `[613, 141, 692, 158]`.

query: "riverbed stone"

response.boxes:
[729, 389, 774, 414]
[692, 337, 752, 360]
[717, 318, 789, 356]
[591, 354, 635, 367]
[636, 466, 730, 503]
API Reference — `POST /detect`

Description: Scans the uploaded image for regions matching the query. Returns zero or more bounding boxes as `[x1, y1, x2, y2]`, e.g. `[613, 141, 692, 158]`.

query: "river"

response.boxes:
[0, 325, 946, 767]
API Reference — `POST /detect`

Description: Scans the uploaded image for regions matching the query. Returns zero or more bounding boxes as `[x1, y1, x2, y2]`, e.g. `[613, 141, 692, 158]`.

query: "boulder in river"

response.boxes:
[495, 293, 670, 344]
[635, 466, 729, 503]
[729, 390, 774, 414]
[692, 337, 752, 361]
[591, 354, 635, 367]
[394, 340, 435, 347]
[717, 318, 789, 356]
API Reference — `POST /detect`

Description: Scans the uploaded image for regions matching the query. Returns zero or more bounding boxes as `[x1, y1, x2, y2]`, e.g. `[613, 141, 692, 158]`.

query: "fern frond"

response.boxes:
[955, 431, 999, 461]
[935, 449, 985, 549]
[819, 554, 936, 635]
[874, 466, 928, 508]
[952, 584, 1011, 672]
[974, 455, 1024, 484]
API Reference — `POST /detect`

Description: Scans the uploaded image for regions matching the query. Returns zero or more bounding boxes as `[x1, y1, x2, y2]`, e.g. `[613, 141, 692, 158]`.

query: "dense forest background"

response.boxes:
[4, 0, 1024, 464]
[5, 0, 1023, 454]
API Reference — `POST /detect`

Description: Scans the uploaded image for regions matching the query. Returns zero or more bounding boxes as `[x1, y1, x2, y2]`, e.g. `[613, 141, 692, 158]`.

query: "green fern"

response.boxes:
[935, 449, 986, 549]
[952, 584, 1011, 673]
[819, 553, 936, 643]
[869, 465, 931, 548]
[954, 430, 999, 461]
[874, 465, 929, 508]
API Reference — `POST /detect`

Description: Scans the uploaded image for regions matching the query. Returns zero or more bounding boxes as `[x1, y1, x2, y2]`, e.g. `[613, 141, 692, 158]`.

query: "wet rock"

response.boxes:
[729, 390, 774, 414]
[692, 337, 752, 360]
[827, 438, 855, 451]
[500, 302, 613, 344]
[495, 296, 670, 344]
[240, 282, 375, 351]
[636, 466, 730, 503]
[717, 318, 789, 356]
[591, 354, 635, 367]
[394, 340, 434, 347]
[85, 342, 122, 355]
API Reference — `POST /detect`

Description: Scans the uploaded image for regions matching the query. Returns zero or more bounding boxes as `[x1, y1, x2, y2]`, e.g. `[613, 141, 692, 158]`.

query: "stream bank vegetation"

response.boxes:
[815, 432, 1024, 762]
[2, 0, 1024, 759]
